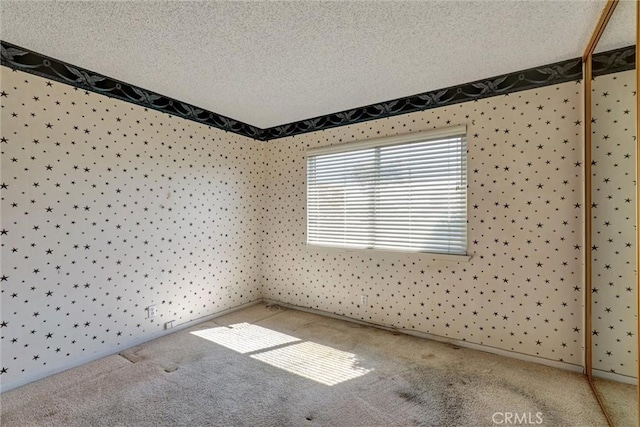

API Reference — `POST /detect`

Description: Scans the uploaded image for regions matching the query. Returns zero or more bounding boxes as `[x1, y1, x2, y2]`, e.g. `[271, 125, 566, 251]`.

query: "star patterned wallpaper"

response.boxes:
[261, 80, 586, 367]
[2, 60, 637, 391]
[591, 69, 638, 380]
[0, 66, 263, 389]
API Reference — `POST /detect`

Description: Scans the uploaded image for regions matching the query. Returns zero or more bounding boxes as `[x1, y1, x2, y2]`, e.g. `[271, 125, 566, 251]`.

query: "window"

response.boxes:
[306, 125, 467, 255]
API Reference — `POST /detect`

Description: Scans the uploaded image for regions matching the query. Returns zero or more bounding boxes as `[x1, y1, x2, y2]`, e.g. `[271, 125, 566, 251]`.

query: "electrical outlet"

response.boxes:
[360, 295, 368, 306]
[148, 305, 157, 318]
[165, 320, 175, 329]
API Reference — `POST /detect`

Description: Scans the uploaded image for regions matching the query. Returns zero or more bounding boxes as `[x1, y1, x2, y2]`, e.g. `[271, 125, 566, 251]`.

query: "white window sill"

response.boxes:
[305, 243, 472, 262]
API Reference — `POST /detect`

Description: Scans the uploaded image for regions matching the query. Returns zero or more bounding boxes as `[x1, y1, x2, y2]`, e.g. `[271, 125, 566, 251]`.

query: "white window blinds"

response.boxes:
[306, 126, 467, 255]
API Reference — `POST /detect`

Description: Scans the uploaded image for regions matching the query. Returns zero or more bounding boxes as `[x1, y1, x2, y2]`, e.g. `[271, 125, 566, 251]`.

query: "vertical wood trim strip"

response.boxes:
[636, 0, 640, 423]
[583, 1, 618, 426]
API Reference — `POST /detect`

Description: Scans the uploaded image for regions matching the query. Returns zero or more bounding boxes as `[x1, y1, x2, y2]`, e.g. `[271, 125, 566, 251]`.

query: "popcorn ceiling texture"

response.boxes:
[595, 0, 636, 54]
[0, 1, 603, 128]
[261, 81, 586, 366]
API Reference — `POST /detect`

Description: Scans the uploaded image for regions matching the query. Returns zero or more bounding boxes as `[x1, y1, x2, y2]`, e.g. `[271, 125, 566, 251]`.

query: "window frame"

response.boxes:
[305, 125, 469, 260]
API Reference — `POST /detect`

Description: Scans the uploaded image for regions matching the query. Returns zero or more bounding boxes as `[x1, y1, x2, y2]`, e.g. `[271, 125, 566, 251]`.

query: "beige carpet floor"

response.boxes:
[1, 303, 608, 426]
[593, 377, 638, 427]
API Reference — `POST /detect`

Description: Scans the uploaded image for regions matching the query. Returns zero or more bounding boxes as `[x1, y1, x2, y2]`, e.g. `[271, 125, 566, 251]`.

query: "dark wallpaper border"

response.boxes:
[0, 41, 265, 140]
[264, 46, 635, 140]
[592, 46, 635, 77]
[1, 40, 635, 141]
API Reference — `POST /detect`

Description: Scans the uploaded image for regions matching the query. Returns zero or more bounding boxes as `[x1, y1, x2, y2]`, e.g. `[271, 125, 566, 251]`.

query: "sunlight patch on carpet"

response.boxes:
[190, 323, 300, 354]
[251, 341, 372, 386]
[191, 323, 373, 386]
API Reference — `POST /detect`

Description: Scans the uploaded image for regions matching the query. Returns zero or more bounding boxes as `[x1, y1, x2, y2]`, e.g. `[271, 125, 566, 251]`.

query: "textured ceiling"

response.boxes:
[0, 1, 617, 129]
[595, 0, 636, 53]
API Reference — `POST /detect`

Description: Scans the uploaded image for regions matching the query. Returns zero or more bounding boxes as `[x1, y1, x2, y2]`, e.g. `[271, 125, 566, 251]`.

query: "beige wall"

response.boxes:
[0, 66, 263, 390]
[262, 80, 585, 367]
[1, 64, 594, 389]
[591, 69, 638, 381]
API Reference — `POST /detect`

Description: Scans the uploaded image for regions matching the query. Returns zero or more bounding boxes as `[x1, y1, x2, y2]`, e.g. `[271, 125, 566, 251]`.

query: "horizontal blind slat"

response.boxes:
[307, 131, 467, 255]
